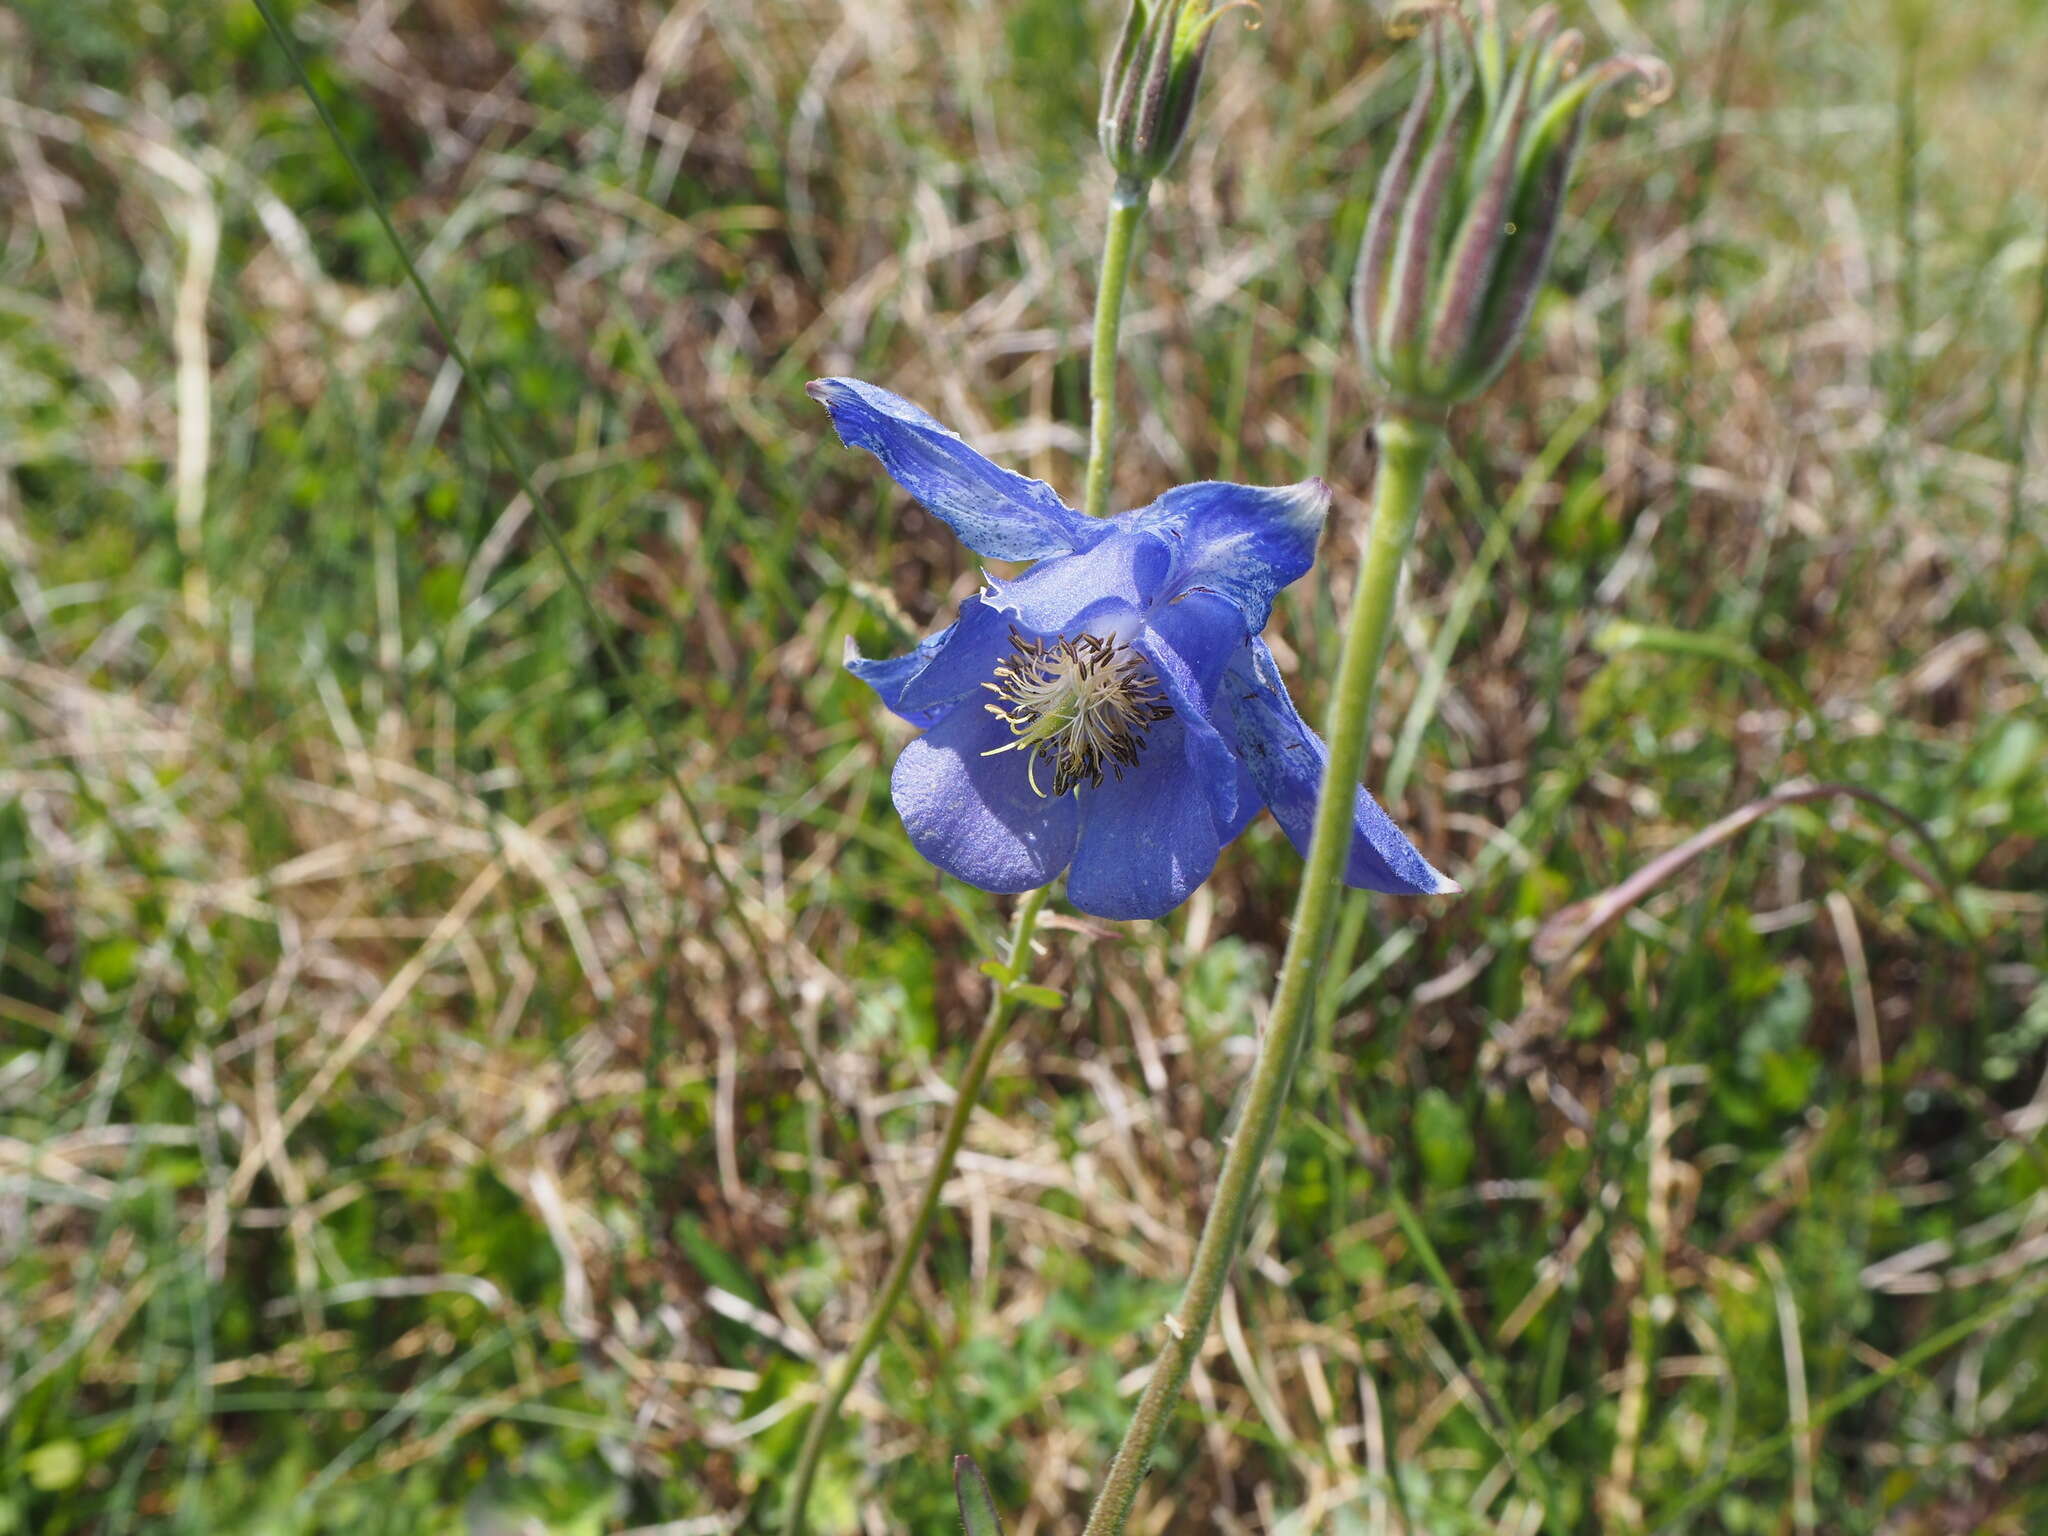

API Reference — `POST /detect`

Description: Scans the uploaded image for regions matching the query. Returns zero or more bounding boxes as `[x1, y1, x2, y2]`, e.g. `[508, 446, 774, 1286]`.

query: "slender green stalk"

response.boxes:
[783, 886, 1049, 1536]
[1083, 178, 1152, 518]
[1081, 412, 1443, 1536]
[789, 154, 1155, 1533]
[2006, 216, 2048, 562]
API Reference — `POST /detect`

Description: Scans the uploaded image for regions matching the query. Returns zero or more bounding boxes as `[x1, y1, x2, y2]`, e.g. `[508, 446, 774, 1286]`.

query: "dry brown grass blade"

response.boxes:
[1531, 780, 1962, 971]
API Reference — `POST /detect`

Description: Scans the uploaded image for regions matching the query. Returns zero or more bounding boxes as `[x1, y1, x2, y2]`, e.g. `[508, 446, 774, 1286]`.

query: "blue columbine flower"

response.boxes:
[815, 377, 1457, 921]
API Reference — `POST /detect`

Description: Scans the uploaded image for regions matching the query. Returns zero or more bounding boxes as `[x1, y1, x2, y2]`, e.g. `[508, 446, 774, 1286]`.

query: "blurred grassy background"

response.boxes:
[3, 0, 2047, 1531]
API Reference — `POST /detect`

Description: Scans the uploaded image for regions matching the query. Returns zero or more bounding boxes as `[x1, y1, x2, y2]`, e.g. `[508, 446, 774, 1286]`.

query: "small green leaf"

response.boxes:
[954, 1455, 1006, 1536]
[1979, 718, 2043, 796]
[25, 1440, 84, 1492]
[978, 960, 1012, 981]
[85, 937, 138, 990]
[420, 563, 463, 622]
[1413, 1088, 1476, 1191]
[1006, 984, 1065, 1010]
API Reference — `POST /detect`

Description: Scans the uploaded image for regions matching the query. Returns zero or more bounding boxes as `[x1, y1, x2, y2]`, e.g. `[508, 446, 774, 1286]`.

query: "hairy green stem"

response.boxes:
[783, 886, 1049, 1535]
[789, 155, 1154, 1532]
[1081, 413, 1443, 1536]
[1083, 178, 1152, 518]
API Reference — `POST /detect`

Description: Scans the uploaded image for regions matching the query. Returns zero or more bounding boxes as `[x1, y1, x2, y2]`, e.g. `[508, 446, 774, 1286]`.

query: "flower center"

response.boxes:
[981, 627, 1175, 798]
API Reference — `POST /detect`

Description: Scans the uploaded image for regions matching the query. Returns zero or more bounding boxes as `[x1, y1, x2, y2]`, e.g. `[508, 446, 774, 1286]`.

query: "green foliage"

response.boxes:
[1412, 1087, 1476, 1191]
[2, 0, 2046, 1532]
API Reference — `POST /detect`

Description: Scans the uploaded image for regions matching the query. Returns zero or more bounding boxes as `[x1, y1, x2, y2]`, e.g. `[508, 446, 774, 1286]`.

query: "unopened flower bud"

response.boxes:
[1099, 0, 1254, 189]
[1353, 2, 1670, 411]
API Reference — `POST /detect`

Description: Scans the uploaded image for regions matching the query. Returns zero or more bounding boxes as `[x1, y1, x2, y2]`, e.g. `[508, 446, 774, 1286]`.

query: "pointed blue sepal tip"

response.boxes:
[1276, 476, 1332, 533]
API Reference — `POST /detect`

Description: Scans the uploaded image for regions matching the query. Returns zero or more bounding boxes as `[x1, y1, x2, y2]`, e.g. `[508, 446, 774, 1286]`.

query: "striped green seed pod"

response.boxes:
[1099, 0, 1252, 189]
[1353, 2, 1670, 412]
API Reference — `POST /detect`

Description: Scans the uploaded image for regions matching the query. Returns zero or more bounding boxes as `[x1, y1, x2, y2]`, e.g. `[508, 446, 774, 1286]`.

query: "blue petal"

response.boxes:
[984, 528, 1175, 635]
[1124, 479, 1330, 634]
[1064, 720, 1222, 920]
[894, 600, 1016, 719]
[809, 378, 1106, 561]
[891, 701, 1077, 894]
[1221, 640, 1458, 896]
[1138, 591, 1247, 836]
[1139, 589, 1243, 693]
[1213, 756, 1262, 845]
[846, 599, 1014, 728]
[845, 627, 958, 730]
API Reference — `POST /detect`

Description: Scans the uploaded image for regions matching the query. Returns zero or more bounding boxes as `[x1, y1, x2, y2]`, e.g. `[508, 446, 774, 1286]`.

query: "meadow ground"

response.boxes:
[3, 0, 2047, 1531]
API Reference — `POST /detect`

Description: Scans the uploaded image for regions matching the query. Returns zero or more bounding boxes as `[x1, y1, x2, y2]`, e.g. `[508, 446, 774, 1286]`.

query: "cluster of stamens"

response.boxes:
[981, 627, 1175, 797]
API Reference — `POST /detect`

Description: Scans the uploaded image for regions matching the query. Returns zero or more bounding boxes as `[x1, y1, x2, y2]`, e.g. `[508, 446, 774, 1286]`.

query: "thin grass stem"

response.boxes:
[782, 886, 1051, 1536]
[1384, 1182, 1565, 1529]
[1649, 1278, 2048, 1533]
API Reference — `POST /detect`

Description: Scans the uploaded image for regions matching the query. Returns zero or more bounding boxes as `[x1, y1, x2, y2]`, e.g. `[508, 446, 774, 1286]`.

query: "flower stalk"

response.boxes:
[1082, 6, 1667, 1525]
[1078, 412, 1441, 1536]
[1084, 180, 1151, 519]
[783, 886, 1050, 1536]
[785, 3, 1243, 1495]
[1087, 0, 1247, 517]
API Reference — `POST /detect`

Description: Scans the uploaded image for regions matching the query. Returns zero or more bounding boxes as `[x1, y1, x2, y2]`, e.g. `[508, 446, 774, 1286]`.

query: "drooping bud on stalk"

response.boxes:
[1099, 0, 1254, 188]
[1353, 2, 1670, 412]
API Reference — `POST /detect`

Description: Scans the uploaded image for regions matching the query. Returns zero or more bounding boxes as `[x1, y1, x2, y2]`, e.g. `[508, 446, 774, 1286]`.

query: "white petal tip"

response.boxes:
[1431, 869, 1464, 896]
[1278, 477, 1332, 529]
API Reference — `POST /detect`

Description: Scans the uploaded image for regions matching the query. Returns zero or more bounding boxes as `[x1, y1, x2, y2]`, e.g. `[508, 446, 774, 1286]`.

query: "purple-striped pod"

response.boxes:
[1353, 3, 1669, 412]
[1098, 0, 1251, 188]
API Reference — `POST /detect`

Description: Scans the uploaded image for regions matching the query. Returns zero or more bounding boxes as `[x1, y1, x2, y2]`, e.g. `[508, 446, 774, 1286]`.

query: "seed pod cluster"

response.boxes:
[1099, 0, 1249, 189]
[1354, 2, 1670, 411]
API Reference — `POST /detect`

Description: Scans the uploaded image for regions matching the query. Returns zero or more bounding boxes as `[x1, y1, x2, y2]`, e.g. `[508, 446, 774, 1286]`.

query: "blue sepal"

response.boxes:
[1222, 640, 1458, 896]
[809, 378, 1108, 561]
[1125, 478, 1330, 635]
